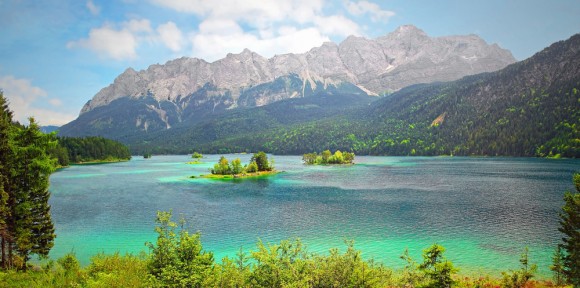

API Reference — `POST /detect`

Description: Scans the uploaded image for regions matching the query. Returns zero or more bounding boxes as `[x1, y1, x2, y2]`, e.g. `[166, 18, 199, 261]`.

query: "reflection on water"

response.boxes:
[49, 155, 579, 277]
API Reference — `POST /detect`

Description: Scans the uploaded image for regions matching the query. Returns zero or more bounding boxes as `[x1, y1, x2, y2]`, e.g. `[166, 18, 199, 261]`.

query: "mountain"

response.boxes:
[59, 25, 515, 140]
[40, 125, 60, 133]
[140, 33, 579, 157]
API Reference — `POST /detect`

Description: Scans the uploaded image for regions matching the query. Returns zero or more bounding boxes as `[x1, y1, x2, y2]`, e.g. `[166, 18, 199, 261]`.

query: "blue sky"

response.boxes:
[0, 0, 578, 126]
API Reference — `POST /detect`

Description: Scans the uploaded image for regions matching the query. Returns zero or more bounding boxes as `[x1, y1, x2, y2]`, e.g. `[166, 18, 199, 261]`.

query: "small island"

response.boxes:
[302, 150, 355, 165]
[191, 152, 203, 159]
[187, 152, 204, 164]
[191, 151, 279, 179]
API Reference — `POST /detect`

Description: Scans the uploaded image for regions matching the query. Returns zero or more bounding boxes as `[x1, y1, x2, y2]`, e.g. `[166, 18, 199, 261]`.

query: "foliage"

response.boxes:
[303, 150, 355, 165]
[0, 94, 58, 270]
[53, 136, 131, 165]
[145, 210, 214, 287]
[419, 244, 457, 288]
[250, 151, 273, 171]
[231, 158, 243, 174]
[211, 156, 231, 175]
[550, 246, 565, 286]
[245, 161, 258, 173]
[86, 252, 149, 287]
[399, 248, 423, 287]
[191, 152, 203, 159]
[500, 247, 537, 288]
[210, 152, 273, 176]
[557, 172, 580, 286]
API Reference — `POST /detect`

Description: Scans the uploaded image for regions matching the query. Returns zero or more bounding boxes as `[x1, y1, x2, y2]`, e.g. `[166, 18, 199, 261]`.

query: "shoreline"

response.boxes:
[191, 170, 280, 180]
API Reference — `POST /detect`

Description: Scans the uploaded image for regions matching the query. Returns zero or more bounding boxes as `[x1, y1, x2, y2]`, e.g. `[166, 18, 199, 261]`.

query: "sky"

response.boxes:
[0, 0, 579, 126]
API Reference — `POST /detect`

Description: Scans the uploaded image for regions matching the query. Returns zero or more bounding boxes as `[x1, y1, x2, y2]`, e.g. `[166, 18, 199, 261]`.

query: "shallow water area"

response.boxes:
[48, 155, 579, 278]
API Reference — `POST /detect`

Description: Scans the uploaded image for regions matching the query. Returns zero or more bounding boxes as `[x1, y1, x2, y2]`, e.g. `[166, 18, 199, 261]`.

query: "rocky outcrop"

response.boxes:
[80, 25, 515, 115]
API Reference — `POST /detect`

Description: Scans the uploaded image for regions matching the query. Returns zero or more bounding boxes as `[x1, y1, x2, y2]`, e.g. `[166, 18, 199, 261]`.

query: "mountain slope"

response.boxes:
[179, 33, 580, 157]
[59, 25, 514, 140]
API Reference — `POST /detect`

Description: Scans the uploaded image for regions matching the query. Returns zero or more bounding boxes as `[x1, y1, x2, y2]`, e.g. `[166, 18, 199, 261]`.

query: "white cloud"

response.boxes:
[67, 22, 140, 60]
[0, 75, 76, 126]
[346, 0, 395, 22]
[150, 0, 361, 61]
[150, 0, 323, 25]
[157, 22, 184, 52]
[313, 15, 361, 37]
[191, 19, 330, 61]
[86, 0, 100, 15]
[68, 18, 189, 59]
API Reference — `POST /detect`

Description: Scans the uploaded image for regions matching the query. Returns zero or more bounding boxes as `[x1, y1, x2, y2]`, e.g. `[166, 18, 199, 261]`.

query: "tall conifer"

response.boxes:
[11, 117, 57, 266]
[0, 91, 13, 268]
[558, 172, 580, 286]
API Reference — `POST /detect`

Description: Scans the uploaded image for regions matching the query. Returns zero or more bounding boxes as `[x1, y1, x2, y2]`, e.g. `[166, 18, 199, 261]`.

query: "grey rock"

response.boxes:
[81, 25, 515, 115]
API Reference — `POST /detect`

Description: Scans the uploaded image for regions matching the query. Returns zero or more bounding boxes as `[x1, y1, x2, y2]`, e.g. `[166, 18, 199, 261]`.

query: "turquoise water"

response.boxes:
[48, 155, 579, 278]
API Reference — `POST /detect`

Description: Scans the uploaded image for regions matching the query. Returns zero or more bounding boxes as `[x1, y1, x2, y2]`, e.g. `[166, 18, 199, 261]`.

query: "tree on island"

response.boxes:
[555, 172, 580, 286]
[192, 152, 203, 159]
[250, 151, 273, 172]
[210, 152, 273, 176]
[303, 150, 355, 165]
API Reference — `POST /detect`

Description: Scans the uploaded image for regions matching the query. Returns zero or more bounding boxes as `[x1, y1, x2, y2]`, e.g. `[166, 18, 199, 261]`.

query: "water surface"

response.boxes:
[49, 155, 579, 277]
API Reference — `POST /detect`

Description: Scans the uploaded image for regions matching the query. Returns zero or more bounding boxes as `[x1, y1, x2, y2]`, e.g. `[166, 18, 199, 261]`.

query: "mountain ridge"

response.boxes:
[60, 25, 517, 146]
[76, 25, 514, 114]
[127, 33, 579, 157]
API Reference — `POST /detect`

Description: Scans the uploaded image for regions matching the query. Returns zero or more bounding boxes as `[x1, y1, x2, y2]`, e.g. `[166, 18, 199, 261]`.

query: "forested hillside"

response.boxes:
[127, 92, 374, 154]
[151, 34, 579, 157]
[49, 136, 132, 166]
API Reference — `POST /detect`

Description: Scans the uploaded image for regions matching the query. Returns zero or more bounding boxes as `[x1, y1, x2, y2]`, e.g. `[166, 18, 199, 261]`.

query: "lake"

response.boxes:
[48, 155, 579, 278]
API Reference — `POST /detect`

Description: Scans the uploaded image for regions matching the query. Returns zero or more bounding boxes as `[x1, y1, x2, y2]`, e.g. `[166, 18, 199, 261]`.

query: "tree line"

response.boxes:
[50, 136, 131, 166]
[303, 150, 355, 165]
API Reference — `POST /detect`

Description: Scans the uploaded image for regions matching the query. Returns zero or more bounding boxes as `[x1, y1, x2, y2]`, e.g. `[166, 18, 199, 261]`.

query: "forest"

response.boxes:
[49, 136, 132, 167]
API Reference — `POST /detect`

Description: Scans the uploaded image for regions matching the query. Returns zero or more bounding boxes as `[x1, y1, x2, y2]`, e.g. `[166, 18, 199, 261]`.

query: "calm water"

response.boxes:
[48, 155, 579, 277]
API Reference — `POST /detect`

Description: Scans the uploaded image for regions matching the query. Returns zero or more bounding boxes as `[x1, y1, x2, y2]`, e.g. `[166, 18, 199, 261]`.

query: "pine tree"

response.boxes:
[419, 244, 457, 288]
[0, 91, 13, 268]
[550, 246, 565, 286]
[558, 172, 580, 286]
[10, 118, 57, 267]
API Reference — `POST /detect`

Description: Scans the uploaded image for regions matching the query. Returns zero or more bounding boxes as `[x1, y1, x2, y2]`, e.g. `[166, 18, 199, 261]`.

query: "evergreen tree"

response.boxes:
[0, 91, 14, 268]
[558, 172, 580, 286]
[550, 246, 565, 286]
[10, 117, 57, 267]
[419, 244, 456, 288]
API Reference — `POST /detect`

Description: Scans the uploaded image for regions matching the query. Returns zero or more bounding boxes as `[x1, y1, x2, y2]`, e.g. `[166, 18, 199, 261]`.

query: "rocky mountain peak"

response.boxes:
[78, 25, 516, 116]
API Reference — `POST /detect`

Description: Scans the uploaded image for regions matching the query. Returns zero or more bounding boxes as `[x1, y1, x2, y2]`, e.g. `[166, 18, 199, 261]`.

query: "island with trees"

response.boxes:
[303, 150, 355, 165]
[192, 152, 279, 179]
[187, 152, 204, 164]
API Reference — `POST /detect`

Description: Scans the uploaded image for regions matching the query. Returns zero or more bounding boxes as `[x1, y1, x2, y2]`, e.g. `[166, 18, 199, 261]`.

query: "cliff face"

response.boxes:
[80, 25, 514, 114]
[62, 25, 515, 139]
